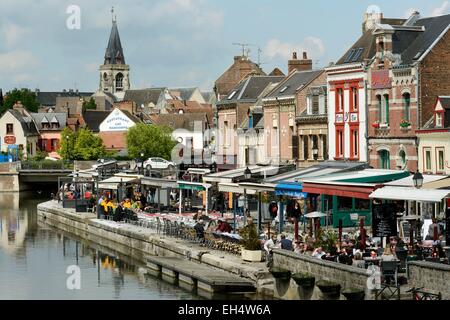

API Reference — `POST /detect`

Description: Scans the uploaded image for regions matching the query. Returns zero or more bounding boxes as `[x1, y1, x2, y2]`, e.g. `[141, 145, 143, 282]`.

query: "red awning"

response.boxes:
[302, 182, 376, 199]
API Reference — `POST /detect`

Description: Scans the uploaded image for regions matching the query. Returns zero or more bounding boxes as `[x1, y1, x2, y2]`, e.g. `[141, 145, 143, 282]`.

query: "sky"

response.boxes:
[0, 0, 449, 93]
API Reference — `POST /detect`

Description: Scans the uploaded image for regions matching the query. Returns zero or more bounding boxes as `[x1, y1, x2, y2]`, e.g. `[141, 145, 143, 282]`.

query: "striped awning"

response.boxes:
[218, 183, 256, 195]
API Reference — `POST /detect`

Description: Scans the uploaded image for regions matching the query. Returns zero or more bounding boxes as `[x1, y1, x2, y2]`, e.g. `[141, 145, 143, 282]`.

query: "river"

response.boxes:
[0, 191, 202, 300]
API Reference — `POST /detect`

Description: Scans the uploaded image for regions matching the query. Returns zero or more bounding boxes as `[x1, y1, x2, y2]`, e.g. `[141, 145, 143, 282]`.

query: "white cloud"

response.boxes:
[13, 73, 33, 83]
[1, 22, 29, 48]
[84, 62, 98, 73]
[0, 50, 39, 73]
[264, 37, 326, 61]
[431, 1, 450, 16]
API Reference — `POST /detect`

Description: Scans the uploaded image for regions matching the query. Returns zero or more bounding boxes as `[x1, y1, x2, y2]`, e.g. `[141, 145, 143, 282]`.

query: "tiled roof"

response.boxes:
[264, 70, 324, 99]
[8, 109, 39, 136]
[83, 110, 110, 133]
[123, 88, 165, 107]
[31, 112, 67, 130]
[36, 91, 93, 106]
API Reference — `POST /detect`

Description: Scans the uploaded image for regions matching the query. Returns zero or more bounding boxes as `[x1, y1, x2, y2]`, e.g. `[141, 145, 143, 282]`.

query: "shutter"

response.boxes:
[45, 139, 52, 152]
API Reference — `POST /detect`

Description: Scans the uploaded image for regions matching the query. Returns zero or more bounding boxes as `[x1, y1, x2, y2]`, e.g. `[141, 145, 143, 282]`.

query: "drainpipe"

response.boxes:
[415, 63, 420, 171]
[365, 78, 370, 165]
[276, 98, 281, 165]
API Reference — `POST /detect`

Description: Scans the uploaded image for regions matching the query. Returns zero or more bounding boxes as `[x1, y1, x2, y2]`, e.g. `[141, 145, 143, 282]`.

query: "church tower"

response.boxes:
[99, 7, 130, 95]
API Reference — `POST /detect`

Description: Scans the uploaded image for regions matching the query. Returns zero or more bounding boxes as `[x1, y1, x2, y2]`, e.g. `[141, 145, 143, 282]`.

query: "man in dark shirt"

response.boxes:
[280, 234, 293, 251]
[194, 220, 205, 243]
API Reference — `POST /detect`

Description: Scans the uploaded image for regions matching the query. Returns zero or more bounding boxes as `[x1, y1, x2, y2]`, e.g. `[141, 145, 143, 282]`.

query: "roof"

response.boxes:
[104, 19, 125, 65]
[8, 109, 39, 136]
[336, 13, 450, 67]
[203, 165, 291, 184]
[83, 110, 110, 132]
[303, 169, 410, 184]
[264, 70, 324, 99]
[384, 174, 446, 187]
[217, 75, 284, 105]
[169, 88, 197, 101]
[30, 112, 67, 130]
[201, 91, 216, 103]
[123, 88, 165, 107]
[438, 96, 450, 109]
[36, 91, 93, 106]
[120, 110, 142, 123]
[149, 113, 210, 131]
[369, 186, 450, 203]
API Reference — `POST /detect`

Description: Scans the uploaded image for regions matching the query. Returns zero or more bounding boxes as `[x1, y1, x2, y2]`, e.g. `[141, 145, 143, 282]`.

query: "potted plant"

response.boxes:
[292, 272, 315, 289]
[270, 267, 291, 281]
[400, 119, 411, 128]
[372, 121, 380, 128]
[240, 222, 262, 262]
[342, 288, 365, 300]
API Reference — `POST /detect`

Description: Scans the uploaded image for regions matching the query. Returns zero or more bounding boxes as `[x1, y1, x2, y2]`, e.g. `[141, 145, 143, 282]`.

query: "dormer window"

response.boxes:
[227, 91, 237, 100]
[436, 112, 443, 127]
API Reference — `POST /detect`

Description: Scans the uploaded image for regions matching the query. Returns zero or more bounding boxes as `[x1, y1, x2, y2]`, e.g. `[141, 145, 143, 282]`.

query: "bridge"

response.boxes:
[0, 161, 73, 191]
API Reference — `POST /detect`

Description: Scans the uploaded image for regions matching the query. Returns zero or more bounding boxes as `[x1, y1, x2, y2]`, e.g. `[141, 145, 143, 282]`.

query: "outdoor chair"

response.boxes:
[380, 260, 399, 287]
[396, 249, 408, 273]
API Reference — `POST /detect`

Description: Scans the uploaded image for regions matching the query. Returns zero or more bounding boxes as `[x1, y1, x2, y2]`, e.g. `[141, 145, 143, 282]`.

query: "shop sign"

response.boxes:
[4, 136, 16, 144]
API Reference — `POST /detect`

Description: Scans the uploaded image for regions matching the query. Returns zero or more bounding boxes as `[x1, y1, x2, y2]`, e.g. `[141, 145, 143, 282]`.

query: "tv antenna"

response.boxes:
[233, 43, 251, 57]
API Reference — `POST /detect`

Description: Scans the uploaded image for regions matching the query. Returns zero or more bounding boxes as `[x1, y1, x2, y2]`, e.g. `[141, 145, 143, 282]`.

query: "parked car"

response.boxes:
[142, 157, 176, 171]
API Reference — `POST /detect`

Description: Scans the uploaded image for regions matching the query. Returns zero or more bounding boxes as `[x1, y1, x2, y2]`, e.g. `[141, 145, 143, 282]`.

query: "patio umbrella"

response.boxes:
[304, 211, 328, 219]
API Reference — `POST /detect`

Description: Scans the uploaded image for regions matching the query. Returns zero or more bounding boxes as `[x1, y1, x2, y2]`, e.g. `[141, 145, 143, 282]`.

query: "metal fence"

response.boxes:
[21, 160, 74, 170]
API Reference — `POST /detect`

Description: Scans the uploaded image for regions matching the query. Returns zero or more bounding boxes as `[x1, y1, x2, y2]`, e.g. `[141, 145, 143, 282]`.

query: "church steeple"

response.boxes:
[99, 7, 130, 95]
[104, 7, 125, 65]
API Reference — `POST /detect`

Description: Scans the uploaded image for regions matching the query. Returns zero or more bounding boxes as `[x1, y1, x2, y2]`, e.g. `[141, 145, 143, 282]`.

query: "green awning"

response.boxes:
[178, 183, 206, 191]
[336, 171, 410, 184]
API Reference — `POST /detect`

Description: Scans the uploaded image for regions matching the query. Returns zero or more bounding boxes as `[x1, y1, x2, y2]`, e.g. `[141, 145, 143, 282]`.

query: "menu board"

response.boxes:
[372, 203, 398, 237]
[446, 209, 450, 245]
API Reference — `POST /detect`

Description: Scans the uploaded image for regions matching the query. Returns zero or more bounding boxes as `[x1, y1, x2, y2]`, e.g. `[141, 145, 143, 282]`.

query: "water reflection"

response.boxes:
[0, 192, 201, 300]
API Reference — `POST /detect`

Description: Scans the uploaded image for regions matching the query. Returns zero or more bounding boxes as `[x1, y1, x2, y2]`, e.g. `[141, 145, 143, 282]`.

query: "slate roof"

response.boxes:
[123, 88, 165, 107]
[8, 109, 40, 136]
[36, 91, 93, 106]
[169, 88, 197, 101]
[104, 20, 125, 65]
[83, 110, 110, 133]
[149, 113, 210, 131]
[121, 110, 142, 123]
[438, 96, 450, 109]
[31, 112, 67, 130]
[264, 70, 324, 99]
[201, 91, 215, 103]
[217, 75, 284, 105]
[336, 13, 450, 66]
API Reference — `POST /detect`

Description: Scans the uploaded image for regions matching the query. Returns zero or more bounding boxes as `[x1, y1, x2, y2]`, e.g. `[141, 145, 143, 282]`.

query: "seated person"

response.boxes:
[123, 199, 132, 209]
[312, 246, 326, 259]
[193, 210, 202, 221]
[280, 234, 293, 251]
[352, 251, 365, 268]
[194, 220, 205, 242]
[216, 219, 232, 233]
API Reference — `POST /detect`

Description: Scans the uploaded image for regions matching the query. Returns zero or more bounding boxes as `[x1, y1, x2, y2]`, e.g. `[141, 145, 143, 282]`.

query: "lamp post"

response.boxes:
[243, 167, 251, 226]
[100, 158, 104, 179]
[66, 135, 70, 161]
[93, 172, 100, 219]
[312, 146, 319, 161]
[140, 152, 145, 175]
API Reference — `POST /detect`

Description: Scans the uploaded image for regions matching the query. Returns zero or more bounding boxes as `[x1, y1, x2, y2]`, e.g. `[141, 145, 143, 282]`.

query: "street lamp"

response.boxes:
[66, 135, 70, 160]
[140, 152, 145, 175]
[312, 146, 319, 160]
[244, 167, 252, 180]
[413, 170, 424, 189]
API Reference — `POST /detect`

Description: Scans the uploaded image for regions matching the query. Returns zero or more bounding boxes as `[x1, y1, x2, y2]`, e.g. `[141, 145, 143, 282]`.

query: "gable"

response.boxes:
[99, 108, 137, 132]
[435, 100, 444, 112]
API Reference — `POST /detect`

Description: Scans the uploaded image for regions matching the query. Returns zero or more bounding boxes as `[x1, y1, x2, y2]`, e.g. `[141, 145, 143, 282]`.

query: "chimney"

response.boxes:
[362, 8, 383, 33]
[288, 51, 312, 73]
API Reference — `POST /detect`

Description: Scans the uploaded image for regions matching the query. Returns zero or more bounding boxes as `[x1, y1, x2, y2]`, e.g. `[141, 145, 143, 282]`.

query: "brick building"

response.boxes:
[367, 12, 450, 171]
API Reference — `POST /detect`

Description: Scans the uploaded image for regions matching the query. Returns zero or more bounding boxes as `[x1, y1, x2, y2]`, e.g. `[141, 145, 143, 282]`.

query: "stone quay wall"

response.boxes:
[408, 261, 450, 299]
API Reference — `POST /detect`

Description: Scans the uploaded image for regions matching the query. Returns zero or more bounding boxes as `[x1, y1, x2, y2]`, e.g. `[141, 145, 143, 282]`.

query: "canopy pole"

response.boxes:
[179, 188, 182, 215]
[205, 187, 208, 215]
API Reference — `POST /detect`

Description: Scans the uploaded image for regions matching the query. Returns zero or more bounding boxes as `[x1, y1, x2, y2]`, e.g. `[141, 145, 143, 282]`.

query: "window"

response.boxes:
[51, 139, 59, 151]
[306, 95, 312, 115]
[398, 150, 406, 168]
[343, 49, 356, 63]
[312, 95, 319, 114]
[319, 94, 326, 114]
[424, 148, 431, 172]
[223, 121, 228, 146]
[351, 48, 364, 62]
[336, 88, 344, 112]
[115, 73, 124, 89]
[6, 123, 13, 134]
[337, 196, 353, 211]
[351, 87, 358, 111]
[384, 94, 390, 124]
[403, 93, 411, 122]
[376, 95, 382, 122]
[279, 86, 289, 93]
[379, 150, 390, 169]
[227, 91, 236, 100]
[436, 112, 443, 127]
[248, 115, 253, 128]
[303, 136, 309, 160]
[350, 128, 358, 158]
[335, 128, 344, 158]
[437, 148, 445, 172]
[355, 198, 370, 210]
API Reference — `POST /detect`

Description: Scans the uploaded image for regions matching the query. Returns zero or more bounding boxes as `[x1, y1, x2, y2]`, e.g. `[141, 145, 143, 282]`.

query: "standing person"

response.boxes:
[280, 234, 293, 251]
[427, 218, 441, 240]
[140, 192, 147, 210]
[194, 220, 205, 244]
[264, 234, 278, 254]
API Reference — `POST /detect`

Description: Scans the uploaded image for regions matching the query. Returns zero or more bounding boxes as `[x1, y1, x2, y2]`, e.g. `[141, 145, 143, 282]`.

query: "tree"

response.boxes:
[58, 127, 107, 160]
[82, 97, 97, 112]
[1, 88, 39, 114]
[126, 123, 176, 160]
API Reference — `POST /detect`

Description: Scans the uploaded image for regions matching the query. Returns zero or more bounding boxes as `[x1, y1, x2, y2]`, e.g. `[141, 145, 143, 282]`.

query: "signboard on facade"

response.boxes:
[4, 136, 16, 144]
[371, 69, 391, 89]
[335, 114, 344, 123]
[372, 203, 397, 237]
[99, 109, 135, 132]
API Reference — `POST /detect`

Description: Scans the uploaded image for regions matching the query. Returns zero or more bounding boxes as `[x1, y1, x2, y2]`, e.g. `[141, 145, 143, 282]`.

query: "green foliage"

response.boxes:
[0, 88, 39, 114]
[314, 228, 338, 252]
[239, 222, 261, 251]
[33, 150, 48, 161]
[58, 127, 107, 160]
[126, 123, 177, 160]
[82, 98, 97, 112]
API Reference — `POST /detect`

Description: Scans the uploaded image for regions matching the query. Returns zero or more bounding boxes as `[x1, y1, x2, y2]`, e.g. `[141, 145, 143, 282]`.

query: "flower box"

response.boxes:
[316, 280, 341, 295]
[342, 288, 365, 300]
[292, 273, 315, 288]
[372, 123, 380, 128]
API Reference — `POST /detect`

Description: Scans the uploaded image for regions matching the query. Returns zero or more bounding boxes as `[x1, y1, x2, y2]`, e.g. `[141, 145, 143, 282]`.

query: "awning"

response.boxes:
[302, 181, 376, 199]
[98, 176, 139, 190]
[369, 186, 450, 203]
[178, 181, 211, 191]
[218, 183, 256, 195]
[275, 182, 307, 198]
[141, 177, 177, 188]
